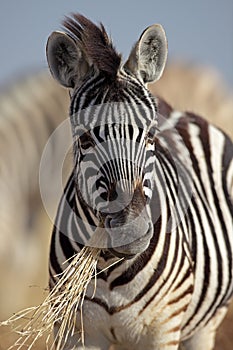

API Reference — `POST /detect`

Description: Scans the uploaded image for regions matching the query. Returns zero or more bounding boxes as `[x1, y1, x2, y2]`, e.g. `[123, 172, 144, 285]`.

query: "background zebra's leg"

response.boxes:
[180, 306, 229, 350]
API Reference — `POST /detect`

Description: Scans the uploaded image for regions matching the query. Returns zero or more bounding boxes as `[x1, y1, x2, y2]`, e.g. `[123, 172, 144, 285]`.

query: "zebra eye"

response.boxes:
[79, 132, 95, 150]
[147, 125, 157, 144]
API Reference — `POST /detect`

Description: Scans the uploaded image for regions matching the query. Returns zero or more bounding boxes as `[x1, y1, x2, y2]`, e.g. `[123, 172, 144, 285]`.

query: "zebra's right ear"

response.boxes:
[46, 31, 89, 88]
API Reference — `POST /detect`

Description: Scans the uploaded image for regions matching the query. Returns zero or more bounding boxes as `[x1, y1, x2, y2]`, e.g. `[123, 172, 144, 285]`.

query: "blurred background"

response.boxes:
[0, 1, 232, 349]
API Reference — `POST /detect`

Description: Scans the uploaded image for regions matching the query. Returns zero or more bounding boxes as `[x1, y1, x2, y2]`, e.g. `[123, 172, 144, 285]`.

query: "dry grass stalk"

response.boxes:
[1, 246, 101, 350]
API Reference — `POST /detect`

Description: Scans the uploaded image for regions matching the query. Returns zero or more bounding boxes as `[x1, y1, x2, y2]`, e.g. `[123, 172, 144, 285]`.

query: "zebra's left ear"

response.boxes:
[124, 24, 168, 84]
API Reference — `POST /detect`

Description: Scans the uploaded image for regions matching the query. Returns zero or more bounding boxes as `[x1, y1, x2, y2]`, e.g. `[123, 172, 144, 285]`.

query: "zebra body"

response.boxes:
[0, 71, 70, 318]
[47, 14, 233, 349]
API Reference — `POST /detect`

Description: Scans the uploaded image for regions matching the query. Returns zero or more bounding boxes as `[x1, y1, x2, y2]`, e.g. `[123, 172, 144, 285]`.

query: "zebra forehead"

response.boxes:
[71, 101, 156, 130]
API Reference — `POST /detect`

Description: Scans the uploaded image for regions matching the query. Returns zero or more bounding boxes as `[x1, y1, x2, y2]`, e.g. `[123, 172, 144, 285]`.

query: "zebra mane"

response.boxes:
[63, 13, 122, 77]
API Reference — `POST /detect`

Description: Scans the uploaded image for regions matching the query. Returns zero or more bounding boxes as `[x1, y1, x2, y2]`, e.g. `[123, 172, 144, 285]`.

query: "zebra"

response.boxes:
[0, 70, 70, 319]
[46, 13, 233, 350]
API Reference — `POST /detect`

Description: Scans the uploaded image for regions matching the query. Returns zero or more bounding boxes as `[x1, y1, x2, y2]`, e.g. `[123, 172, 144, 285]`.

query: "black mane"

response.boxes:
[63, 13, 121, 77]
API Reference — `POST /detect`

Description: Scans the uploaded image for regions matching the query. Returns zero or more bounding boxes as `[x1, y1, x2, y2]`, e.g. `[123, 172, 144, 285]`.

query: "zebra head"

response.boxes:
[46, 14, 167, 258]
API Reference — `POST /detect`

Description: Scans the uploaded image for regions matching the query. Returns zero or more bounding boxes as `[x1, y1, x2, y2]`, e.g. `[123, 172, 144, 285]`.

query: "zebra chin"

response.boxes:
[108, 236, 152, 259]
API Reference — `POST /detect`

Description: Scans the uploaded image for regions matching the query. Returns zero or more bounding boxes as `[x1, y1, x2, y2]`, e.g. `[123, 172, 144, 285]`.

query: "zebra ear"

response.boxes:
[46, 31, 89, 88]
[125, 24, 167, 84]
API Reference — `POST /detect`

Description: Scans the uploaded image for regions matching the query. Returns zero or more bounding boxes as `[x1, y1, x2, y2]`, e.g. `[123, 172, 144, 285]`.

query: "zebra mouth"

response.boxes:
[108, 229, 152, 259]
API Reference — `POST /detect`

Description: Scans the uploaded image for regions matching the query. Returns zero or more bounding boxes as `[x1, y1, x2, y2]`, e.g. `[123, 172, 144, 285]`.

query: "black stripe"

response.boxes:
[197, 120, 229, 312]
[176, 115, 208, 202]
[181, 195, 211, 329]
[49, 226, 63, 275]
[220, 135, 233, 302]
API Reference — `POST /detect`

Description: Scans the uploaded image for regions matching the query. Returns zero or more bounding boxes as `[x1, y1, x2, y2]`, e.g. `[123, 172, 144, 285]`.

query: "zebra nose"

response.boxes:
[104, 210, 153, 254]
[105, 210, 128, 229]
[104, 209, 151, 236]
[105, 214, 119, 230]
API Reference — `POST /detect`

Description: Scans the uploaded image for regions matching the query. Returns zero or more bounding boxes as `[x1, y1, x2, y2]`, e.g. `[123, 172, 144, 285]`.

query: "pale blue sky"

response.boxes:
[0, 0, 233, 87]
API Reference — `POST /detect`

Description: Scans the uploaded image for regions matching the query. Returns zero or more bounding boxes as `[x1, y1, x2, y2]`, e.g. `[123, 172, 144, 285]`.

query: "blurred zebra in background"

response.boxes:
[0, 70, 70, 318]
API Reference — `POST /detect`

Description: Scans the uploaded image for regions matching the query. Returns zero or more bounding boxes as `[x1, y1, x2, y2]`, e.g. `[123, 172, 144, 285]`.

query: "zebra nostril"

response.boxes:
[105, 216, 112, 229]
[105, 215, 121, 229]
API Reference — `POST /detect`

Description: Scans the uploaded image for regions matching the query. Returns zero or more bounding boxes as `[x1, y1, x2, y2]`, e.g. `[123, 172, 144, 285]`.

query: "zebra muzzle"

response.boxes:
[104, 209, 153, 258]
